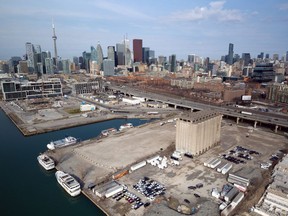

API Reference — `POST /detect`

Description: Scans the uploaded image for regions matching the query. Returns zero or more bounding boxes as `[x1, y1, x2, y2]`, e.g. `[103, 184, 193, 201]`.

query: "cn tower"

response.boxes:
[52, 20, 58, 67]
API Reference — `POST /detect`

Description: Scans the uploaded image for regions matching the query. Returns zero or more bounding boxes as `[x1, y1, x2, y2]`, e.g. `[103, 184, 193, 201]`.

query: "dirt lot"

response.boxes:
[44, 117, 287, 216]
[0, 96, 175, 136]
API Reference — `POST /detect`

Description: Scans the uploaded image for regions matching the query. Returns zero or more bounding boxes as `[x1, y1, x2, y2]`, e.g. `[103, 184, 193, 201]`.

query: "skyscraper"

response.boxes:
[286, 51, 288, 62]
[133, 39, 142, 63]
[170, 54, 176, 72]
[45, 58, 53, 74]
[116, 43, 125, 66]
[26, 42, 37, 72]
[103, 59, 115, 76]
[107, 46, 116, 66]
[242, 53, 251, 66]
[227, 43, 234, 65]
[142, 47, 149, 63]
[96, 43, 104, 70]
[52, 21, 58, 68]
[90, 46, 97, 62]
[62, 59, 71, 74]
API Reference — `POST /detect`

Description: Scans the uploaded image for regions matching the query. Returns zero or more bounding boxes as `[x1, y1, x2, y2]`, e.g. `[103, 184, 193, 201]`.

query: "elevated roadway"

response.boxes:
[108, 85, 288, 132]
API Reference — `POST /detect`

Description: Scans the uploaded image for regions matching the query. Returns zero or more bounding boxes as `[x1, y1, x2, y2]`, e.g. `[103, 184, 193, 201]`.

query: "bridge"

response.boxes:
[108, 85, 288, 133]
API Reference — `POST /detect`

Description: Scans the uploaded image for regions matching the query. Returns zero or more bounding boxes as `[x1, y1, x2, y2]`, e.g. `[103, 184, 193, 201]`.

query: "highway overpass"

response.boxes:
[108, 85, 288, 133]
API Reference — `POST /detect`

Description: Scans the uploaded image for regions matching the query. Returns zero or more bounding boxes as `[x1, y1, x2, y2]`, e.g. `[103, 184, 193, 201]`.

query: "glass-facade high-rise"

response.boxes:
[116, 43, 125, 66]
[96, 43, 104, 70]
[103, 59, 115, 76]
[45, 58, 54, 74]
[107, 46, 116, 66]
[170, 54, 176, 72]
[142, 47, 149, 64]
[62, 59, 71, 74]
[91, 46, 97, 62]
[25, 42, 37, 72]
[227, 43, 234, 65]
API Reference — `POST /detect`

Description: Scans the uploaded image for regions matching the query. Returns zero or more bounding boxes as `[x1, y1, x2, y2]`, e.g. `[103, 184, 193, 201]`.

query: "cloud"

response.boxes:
[168, 1, 243, 22]
[279, 3, 288, 10]
[93, 1, 153, 20]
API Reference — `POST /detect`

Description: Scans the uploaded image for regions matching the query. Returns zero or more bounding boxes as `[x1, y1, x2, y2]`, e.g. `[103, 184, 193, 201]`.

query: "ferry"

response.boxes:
[47, 136, 77, 150]
[37, 154, 55, 170]
[119, 123, 133, 131]
[101, 128, 117, 136]
[55, 171, 81, 197]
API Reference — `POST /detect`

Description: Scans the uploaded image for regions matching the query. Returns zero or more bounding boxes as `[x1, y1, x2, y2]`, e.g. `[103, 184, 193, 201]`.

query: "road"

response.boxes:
[108, 85, 288, 130]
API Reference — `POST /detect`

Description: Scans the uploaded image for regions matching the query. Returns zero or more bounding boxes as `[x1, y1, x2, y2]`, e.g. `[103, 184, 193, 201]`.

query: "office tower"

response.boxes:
[91, 46, 97, 61]
[234, 54, 240, 62]
[188, 54, 195, 63]
[9, 56, 22, 73]
[257, 52, 264, 60]
[142, 47, 149, 63]
[252, 63, 275, 82]
[242, 53, 251, 66]
[227, 43, 234, 65]
[82, 51, 91, 72]
[158, 56, 166, 65]
[273, 54, 279, 61]
[62, 59, 71, 74]
[52, 21, 58, 67]
[73, 56, 79, 66]
[170, 54, 176, 72]
[125, 48, 132, 67]
[103, 59, 115, 76]
[133, 39, 142, 63]
[26, 42, 37, 72]
[116, 43, 125, 66]
[96, 43, 104, 70]
[148, 50, 155, 64]
[79, 56, 84, 68]
[18, 61, 29, 74]
[265, 54, 269, 59]
[45, 58, 54, 74]
[0, 61, 9, 73]
[286, 51, 288, 62]
[107, 46, 116, 66]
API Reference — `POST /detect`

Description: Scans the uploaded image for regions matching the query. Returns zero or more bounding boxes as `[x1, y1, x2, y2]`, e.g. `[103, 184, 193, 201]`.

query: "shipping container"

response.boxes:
[210, 159, 221, 169]
[204, 157, 216, 167]
[130, 161, 147, 172]
[105, 185, 124, 198]
[221, 164, 233, 175]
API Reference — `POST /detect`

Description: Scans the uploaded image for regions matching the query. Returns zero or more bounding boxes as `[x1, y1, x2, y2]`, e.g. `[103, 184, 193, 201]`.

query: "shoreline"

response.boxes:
[0, 101, 160, 136]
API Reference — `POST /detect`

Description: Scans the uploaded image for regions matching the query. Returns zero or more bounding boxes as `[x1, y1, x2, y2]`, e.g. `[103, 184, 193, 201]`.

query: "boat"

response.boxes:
[119, 123, 133, 131]
[37, 154, 55, 170]
[101, 128, 117, 136]
[47, 136, 77, 150]
[55, 171, 81, 197]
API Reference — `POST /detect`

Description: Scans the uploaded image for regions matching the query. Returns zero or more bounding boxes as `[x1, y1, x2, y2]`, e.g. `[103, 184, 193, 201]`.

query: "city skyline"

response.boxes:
[1, 0, 288, 60]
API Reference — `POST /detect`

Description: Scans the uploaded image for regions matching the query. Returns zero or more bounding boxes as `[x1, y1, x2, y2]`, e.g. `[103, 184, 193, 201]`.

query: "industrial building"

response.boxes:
[175, 110, 222, 156]
[1, 78, 62, 101]
[255, 155, 288, 215]
[74, 80, 102, 95]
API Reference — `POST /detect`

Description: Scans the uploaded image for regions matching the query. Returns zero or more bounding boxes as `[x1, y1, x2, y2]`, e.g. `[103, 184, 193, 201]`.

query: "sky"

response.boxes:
[0, 0, 288, 61]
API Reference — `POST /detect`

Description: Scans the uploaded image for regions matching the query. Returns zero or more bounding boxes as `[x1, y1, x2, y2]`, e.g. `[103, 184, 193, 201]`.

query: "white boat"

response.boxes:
[55, 171, 81, 197]
[101, 128, 117, 136]
[37, 154, 55, 170]
[47, 136, 77, 150]
[119, 123, 133, 131]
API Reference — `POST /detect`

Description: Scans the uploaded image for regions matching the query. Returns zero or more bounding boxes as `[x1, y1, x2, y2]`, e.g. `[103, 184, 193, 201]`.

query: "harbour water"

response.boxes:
[0, 109, 153, 216]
